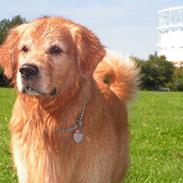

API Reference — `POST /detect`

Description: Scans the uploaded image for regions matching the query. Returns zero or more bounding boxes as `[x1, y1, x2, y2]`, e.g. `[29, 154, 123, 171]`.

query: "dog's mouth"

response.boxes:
[22, 86, 57, 96]
[23, 86, 40, 96]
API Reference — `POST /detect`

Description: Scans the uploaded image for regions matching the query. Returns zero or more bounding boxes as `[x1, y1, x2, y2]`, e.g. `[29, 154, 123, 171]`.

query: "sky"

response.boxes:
[0, 0, 182, 59]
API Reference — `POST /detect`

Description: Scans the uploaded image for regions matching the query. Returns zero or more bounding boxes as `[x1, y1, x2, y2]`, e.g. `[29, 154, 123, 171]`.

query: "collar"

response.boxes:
[57, 98, 87, 143]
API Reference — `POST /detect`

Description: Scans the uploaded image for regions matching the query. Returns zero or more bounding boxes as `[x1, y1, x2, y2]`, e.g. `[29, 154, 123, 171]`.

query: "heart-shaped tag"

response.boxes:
[73, 131, 84, 144]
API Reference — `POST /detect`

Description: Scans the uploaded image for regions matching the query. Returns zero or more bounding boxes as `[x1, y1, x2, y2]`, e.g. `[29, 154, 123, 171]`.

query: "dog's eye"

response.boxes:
[21, 45, 29, 53]
[49, 46, 63, 55]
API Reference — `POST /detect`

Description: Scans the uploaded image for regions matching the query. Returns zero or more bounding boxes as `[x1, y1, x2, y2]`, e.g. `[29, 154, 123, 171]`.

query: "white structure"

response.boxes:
[157, 6, 183, 67]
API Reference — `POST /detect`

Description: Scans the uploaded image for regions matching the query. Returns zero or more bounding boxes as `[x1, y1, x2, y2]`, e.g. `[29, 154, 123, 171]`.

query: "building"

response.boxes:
[157, 6, 183, 67]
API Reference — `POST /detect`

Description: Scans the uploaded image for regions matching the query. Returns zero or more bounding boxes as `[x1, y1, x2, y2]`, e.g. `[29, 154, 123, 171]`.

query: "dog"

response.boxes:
[0, 17, 139, 183]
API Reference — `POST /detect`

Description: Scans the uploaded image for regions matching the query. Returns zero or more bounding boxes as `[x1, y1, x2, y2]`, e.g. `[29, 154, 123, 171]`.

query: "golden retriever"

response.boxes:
[0, 17, 139, 183]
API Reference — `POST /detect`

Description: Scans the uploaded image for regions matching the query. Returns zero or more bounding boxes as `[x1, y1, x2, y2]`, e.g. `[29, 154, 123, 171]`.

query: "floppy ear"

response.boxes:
[74, 26, 106, 78]
[0, 28, 20, 79]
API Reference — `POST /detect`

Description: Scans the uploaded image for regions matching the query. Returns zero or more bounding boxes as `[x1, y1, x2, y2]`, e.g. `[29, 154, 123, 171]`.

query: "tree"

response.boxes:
[0, 15, 26, 44]
[140, 53, 175, 90]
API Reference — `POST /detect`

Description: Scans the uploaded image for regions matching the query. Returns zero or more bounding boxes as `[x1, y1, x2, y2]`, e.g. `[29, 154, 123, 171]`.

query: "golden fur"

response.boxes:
[0, 17, 139, 183]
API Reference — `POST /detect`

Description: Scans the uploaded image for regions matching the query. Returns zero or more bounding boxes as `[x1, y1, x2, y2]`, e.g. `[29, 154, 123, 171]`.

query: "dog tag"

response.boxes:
[73, 129, 84, 144]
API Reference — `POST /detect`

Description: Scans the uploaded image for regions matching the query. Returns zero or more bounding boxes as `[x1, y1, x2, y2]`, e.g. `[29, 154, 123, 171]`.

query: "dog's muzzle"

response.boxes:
[19, 64, 57, 96]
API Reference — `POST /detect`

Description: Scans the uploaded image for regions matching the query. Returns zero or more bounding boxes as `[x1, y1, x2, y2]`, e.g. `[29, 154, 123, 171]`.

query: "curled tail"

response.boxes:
[94, 51, 140, 102]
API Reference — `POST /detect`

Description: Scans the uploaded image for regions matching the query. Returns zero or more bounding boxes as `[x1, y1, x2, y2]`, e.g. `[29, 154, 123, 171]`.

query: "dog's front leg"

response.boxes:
[12, 144, 28, 183]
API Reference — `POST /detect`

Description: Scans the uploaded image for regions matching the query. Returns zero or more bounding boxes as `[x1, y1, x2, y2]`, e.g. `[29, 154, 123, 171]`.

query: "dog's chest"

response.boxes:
[13, 136, 80, 183]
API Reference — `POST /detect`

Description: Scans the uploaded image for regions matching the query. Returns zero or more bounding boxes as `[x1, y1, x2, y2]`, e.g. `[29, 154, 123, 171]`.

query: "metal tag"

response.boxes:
[73, 130, 84, 144]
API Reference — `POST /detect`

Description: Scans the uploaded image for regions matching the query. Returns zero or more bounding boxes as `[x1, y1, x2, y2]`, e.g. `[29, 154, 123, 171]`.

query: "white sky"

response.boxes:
[0, 0, 182, 59]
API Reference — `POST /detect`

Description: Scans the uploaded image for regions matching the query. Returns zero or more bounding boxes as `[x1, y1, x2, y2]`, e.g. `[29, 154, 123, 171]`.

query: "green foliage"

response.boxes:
[0, 67, 3, 75]
[139, 53, 176, 90]
[132, 53, 183, 91]
[0, 15, 26, 44]
[171, 67, 183, 91]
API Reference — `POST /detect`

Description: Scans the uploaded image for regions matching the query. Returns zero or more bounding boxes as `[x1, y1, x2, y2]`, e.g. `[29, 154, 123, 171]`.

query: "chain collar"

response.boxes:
[57, 98, 87, 134]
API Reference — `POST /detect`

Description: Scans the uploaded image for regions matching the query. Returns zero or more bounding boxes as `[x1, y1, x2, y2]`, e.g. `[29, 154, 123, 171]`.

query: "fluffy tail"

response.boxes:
[94, 51, 140, 102]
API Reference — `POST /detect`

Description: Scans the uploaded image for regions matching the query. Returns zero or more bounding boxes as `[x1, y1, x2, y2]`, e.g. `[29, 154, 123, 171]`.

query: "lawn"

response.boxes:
[0, 88, 183, 183]
[0, 88, 17, 183]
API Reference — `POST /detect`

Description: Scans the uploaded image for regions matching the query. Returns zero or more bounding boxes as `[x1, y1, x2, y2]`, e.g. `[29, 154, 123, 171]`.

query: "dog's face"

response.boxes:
[0, 17, 105, 96]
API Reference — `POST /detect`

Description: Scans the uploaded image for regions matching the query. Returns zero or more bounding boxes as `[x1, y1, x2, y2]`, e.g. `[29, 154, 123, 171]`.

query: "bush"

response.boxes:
[171, 67, 183, 91]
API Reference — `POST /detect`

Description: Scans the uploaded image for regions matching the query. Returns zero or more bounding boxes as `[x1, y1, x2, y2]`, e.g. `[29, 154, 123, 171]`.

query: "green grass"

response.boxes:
[0, 88, 183, 183]
[125, 91, 183, 183]
[0, 88, 17, 183]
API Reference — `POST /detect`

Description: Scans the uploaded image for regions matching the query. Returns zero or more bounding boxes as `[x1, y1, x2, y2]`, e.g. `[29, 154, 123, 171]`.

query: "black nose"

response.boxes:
[19, 64, 39, 79]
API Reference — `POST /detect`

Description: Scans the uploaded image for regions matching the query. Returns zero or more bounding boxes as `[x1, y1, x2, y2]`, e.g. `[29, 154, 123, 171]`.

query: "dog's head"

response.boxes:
[0, 17, 105, 96]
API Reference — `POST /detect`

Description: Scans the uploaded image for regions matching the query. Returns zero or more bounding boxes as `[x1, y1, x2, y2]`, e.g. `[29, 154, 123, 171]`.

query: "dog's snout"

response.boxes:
[19, 64, 39, 79]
